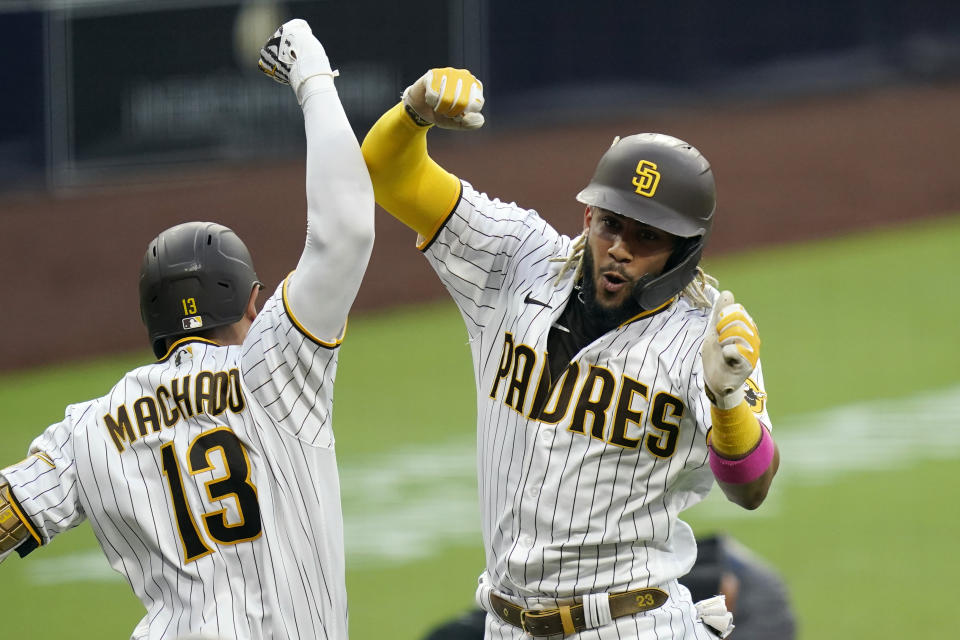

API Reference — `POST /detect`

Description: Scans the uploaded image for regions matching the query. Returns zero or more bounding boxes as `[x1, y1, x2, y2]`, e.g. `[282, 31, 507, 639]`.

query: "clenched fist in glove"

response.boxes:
[701, 291, 761, 409]
[402, 68, 485, 130]
[258, 19, 338, 104]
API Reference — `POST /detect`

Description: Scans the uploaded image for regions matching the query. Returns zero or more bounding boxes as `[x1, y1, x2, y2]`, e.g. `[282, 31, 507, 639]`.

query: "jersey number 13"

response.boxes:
[160, 427, 263, 562]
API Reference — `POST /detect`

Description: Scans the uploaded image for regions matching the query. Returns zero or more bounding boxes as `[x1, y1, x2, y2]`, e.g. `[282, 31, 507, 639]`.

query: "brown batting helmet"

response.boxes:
[139, 222, 261, 359]
[576, 133, 716, 308]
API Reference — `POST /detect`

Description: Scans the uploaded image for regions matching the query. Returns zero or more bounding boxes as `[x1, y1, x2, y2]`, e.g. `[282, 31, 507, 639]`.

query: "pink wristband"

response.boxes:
[709, 424, 774, 484]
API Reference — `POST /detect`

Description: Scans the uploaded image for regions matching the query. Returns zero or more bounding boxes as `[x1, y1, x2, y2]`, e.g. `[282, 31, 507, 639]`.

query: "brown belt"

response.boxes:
[490, 588, 668, 637]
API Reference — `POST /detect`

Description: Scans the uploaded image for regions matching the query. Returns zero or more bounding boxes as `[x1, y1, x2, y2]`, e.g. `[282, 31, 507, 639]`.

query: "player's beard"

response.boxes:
[579, 239, 643, 329]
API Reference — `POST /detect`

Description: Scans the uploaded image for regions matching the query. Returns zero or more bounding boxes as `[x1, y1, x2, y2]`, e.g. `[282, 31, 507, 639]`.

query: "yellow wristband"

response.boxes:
[708, 401, 762, 458]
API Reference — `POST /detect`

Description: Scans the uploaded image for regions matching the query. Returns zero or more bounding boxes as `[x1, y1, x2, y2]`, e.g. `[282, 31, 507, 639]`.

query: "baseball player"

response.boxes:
[361, 68, 780, 639]
[0, 19, 372, 640]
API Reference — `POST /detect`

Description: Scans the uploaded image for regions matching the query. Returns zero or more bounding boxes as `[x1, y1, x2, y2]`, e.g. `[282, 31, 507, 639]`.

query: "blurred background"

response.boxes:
[1, 1, 959, 639]
[2, 0, 960, 369]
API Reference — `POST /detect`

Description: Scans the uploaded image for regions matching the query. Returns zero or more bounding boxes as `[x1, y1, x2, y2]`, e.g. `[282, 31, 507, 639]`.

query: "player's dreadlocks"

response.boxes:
[551, 233, 588, 285]
[551, 233, 717, 309]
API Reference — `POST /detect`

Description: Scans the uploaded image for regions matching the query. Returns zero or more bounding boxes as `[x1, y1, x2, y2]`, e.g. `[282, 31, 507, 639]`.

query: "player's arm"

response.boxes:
[701, 291, 779, 510]
[360, 68, 485, 237]
[259, 20, 375, 343]
[1, 412, 86, 562]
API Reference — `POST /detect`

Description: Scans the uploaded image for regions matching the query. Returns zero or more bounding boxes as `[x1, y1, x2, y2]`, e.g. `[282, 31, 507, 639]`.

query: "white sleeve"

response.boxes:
[241, 284, 340, 447]
[285, 75, 375, 344]
[1, 408, 87, 557]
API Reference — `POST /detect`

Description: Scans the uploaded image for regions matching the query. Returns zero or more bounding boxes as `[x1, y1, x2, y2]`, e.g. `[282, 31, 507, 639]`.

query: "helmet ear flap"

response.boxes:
[633, 238, 705, 310]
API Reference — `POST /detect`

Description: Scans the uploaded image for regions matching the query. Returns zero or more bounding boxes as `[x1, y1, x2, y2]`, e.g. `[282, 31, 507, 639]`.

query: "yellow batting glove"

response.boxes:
[701, 291, 761, 409]
[402, 67, 485, 130]
[715, 298, 761, 368]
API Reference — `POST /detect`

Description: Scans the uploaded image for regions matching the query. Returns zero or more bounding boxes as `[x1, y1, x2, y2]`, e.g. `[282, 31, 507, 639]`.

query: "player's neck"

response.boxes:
[165, 320, 250, 353]
[213, 321, 250, 347]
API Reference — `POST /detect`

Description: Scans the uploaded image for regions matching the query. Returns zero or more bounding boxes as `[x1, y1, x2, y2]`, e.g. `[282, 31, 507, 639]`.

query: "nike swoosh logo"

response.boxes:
[523, 293, 551, 307]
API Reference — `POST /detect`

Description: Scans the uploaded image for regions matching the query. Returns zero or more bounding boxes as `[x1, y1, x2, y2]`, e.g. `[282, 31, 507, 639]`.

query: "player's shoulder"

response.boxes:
[243, 279, 316, 353]
[87, 359, 159, 408]
[241, 279, 340, 386]
[76, 342, 244, 423]
[106, 340, 243, 399]
[459, 180, 550, 229]
[59, 396, 102, 430]
[676, 283, 719, 321]
[46, 379, 125, 440]
[673, 299, 709, 323]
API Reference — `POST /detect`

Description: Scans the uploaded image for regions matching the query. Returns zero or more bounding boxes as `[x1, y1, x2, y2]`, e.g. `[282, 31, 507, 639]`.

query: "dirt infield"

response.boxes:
[1, 82, 958, 371]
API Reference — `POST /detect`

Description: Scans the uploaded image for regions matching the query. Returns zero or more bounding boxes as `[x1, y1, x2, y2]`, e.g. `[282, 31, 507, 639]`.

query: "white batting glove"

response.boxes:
[701, 291, 761, 409]
[402, 67, 485, 130]
[258, 19, 338, 104]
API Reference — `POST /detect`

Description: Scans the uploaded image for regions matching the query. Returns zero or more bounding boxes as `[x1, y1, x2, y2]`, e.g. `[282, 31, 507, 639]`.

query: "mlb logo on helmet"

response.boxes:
[182, 316, 204, 330]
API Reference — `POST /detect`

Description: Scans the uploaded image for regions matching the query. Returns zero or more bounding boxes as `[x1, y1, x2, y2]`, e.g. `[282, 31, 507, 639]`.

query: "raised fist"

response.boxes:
[258, 19, 336, 103]
[402, 67, 485, 130]
[701, 291, 761, 409]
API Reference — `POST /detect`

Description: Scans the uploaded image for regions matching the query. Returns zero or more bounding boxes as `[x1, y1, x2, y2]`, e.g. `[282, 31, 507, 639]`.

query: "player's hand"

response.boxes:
[258, 19, 337, 104]
[701, 291, 761, 409]
[402, 68, 485, 130]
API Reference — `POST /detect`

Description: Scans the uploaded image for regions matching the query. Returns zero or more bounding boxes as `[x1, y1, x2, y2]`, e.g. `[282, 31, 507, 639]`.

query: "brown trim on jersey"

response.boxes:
[157, 337, 222, 363]
[617, 296, 677, 328]
[417, 180, 464, 253]
[281, 272, 344, 350]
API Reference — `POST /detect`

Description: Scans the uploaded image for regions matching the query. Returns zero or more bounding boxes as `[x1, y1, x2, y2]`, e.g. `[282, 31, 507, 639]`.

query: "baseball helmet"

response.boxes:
[576, 133, 716, 309]
[139, 222, 260, 359]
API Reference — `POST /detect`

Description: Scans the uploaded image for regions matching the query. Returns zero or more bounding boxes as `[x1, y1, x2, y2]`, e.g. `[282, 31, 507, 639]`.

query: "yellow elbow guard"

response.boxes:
[0, 483, 33, 554]
[708, 401, 762, 458]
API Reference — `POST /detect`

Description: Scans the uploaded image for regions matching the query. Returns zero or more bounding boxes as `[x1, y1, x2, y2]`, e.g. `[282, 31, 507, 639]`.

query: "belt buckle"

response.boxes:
[519, 609, 532, 635]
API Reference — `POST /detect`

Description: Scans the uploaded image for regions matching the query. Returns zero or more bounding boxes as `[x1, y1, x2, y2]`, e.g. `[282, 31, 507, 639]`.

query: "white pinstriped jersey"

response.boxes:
[423, 182, 771, 607]
[1, 282, 349, 640]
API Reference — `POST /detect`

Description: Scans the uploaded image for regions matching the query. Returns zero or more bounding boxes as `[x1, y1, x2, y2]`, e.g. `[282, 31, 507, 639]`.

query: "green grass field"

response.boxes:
[2, 215, 959, 638]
